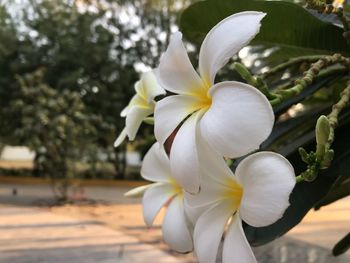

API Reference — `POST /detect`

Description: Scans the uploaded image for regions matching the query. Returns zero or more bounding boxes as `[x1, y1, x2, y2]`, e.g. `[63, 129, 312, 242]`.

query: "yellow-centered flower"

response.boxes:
[154, 12, 274, 194]
[125, 143, 193, 253]
[185, 137, 296, 263]
[114, 71, 165, 147]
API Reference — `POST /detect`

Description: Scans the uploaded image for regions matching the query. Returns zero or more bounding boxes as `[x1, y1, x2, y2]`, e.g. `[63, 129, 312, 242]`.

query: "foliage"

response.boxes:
[0, 0, 194, 182]
[180, 0, 350, 54]
[11, 69, 97, 199]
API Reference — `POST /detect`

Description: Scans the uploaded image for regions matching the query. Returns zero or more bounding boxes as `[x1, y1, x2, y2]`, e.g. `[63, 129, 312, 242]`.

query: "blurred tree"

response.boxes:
[12, 69, 97, 200]
[0, 0, 196, 179]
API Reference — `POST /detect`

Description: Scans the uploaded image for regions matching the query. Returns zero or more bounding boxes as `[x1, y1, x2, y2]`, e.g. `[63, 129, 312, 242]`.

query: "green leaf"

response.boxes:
[315, 145, 350, 210]
[333, 233, 350, 256]
[315, 174, 350, 209]
[180, 0, 350, 54]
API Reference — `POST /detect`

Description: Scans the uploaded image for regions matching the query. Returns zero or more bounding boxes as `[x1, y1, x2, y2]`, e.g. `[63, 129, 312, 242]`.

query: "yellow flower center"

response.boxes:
[192, 82, 212, 110]
[222, 178, 243, 211]
[197, 90, 212, 109]
[169, 177, 183, 195]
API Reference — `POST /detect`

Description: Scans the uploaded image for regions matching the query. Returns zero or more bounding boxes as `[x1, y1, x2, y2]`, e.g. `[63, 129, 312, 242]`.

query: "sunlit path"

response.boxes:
[287, 196, 350, 255]
[0, 206, 184, 263]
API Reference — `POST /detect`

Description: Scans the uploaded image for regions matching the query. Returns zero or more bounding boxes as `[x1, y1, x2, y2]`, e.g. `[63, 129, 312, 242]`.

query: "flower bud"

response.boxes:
[316, 115, 330, 158]
[298, 147, 309, 164]
[316, 115, 330, 146]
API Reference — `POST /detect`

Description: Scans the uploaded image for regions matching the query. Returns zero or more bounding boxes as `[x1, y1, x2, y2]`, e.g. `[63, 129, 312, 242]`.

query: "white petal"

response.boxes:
[124, 184, 153, 198]
[199, 11, 266, 85]
[169, 110, 204, 194]
[125, 106, 153, 140]
[200, 81, 274, 158]
[154, 94, 202, 145]
[223, 214, 257, 263]
[158, 32, 206, 95]
[142, 183, 175, 226]
[141, 142, 172, 183]
[184, 198, 210, 225]
[236, 152, 296, 227]
[184, 135, 234, 208]
[120, 105, 129, 117]
[197, 129, 237, 185]
[184, 138, 242, 223]
[162, 195, 193, 253]
[140, 71, 165, 103]
[184, 177, 224, 211]
[114, 128, 127, 147]
[194, 200, 233, 263]
[129, 93, 147, 108]
[184, 161, 228, 223]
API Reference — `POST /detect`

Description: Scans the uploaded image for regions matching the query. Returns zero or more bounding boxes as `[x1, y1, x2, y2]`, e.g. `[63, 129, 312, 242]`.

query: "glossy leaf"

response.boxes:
[315, 175, 350, 209]
[180, 0, 350, 54]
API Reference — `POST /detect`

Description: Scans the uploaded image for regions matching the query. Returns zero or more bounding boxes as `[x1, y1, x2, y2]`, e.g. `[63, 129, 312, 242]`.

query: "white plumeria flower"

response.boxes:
[154, 11, 274, 193]
[185, 137, 296, 263]
[114, 71, 165, 147]
[125, 142, 193, 253]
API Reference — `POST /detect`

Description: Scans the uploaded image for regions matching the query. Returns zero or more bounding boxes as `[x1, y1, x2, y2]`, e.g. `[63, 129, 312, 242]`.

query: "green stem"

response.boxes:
[327, 80, 350, 146]
[260, 55, 324, 80]
[270, 54, 350, 106]
[273, 66, 347, 92]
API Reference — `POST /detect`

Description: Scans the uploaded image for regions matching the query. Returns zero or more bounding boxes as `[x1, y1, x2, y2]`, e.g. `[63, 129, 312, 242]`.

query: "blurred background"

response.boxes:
[0, 0, 349, 262]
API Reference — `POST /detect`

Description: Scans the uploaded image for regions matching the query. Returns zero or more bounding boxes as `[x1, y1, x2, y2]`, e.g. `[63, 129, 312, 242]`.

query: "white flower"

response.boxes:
[114, 71, 165, 147]
[154, 11, 274, 193]
[185, 137, 296, 263]
[125, 142, 193, 253]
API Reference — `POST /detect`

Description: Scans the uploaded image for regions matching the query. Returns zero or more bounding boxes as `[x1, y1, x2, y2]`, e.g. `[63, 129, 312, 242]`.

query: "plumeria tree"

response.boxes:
[117, 0, 350, 262]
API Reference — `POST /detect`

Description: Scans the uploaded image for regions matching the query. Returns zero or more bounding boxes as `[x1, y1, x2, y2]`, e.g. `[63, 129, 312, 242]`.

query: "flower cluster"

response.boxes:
[118, 11, 296, 263]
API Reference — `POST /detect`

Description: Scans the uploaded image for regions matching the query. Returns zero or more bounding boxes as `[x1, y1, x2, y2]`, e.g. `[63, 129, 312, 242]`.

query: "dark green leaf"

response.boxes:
[180, 0, 350, 54]
[333, 233, 350, 256]
[307, 10, 342, 27]
[315, 174, 350, 209]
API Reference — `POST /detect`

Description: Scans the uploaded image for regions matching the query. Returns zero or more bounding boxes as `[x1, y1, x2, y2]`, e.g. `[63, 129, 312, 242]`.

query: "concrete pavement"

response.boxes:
[0, 183, 349, 262]
[0, 206, 184, 263]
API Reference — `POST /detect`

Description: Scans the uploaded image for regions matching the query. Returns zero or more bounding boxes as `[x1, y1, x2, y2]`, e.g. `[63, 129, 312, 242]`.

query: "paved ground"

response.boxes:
[0, 183, 349, 262]
[0, 206, 184, 263]
[287, 195, 350, 252]
[0, 183, 138, 205]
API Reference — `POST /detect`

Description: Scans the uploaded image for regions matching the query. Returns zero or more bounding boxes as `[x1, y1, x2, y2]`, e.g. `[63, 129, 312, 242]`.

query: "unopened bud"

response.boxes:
[316, 115, 330, 158]
[299, 147, 309, 164]
[320, 149, 334, 169]
[233, 63, 257, 86]
[316, 115, 330, 145]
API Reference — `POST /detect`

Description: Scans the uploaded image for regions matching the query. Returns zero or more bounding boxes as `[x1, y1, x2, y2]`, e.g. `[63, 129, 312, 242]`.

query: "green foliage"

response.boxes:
[0, 0, 192, 182]
[316, 174, 350, 209]
[12, 69, 98, 199]
[333, 233, 350, 256]
[180, 0, 350, 54]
